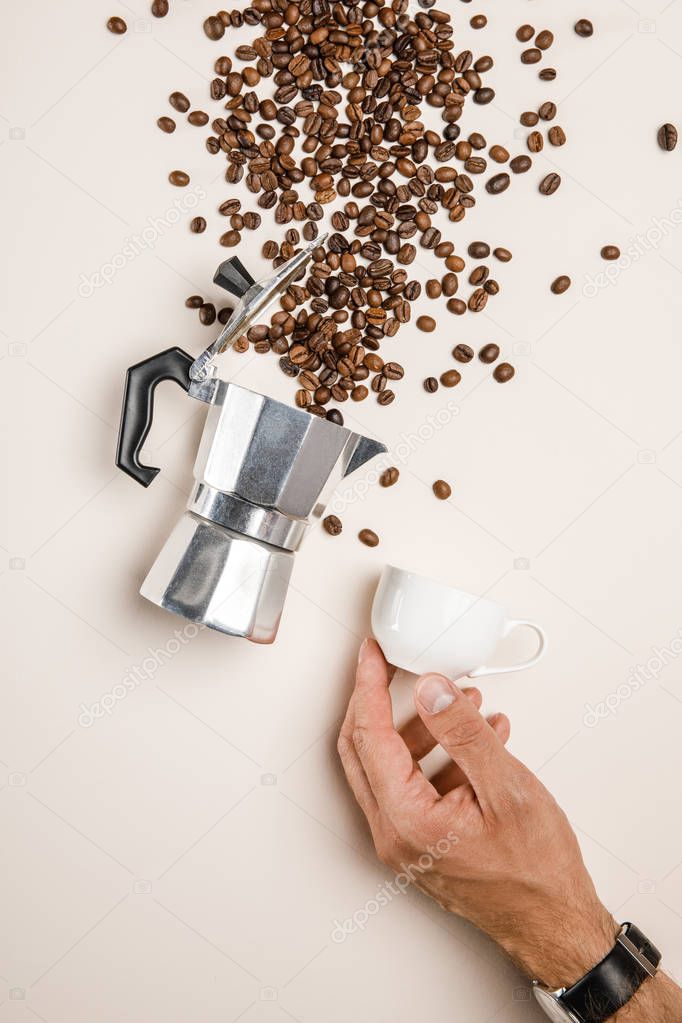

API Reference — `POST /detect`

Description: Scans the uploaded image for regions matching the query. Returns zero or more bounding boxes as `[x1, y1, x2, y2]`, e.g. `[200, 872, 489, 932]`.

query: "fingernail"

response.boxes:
[416, 674, 457, 714]
[358, 638, 370, 664]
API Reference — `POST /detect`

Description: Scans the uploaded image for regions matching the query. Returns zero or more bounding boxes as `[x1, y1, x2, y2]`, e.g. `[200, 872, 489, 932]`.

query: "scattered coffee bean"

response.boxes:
[426, 280, 442, 299]
[470, 15, 487, 29]
[486, 173, 510, 194]
[453, 344, 474, 363]
[658, 123, 678, 151]
[169, 170, 189, 186]
[185, 295, 203, 308]
[380, 467, 400, 487]
[262, 240, 278, 259]
[243, 211, 261, 230]
[538, 102, 557, 121]
[516, 24, 535, 42]
[323, 515, 343, 536]
[548, 126, 567, 147]
[169, 91, 190, 113]
[440, 369, 461, 387]
[433, 480, 452, 500]
[479, 343, 500, 363]
[539, 173, 561, 195]
[358, 528, 379, 548]
[151, 0, 169, 16]
[520, 111, 539, 127]
[494, 247, 513, 262]
[493, 363, 515, 383]
[107, 15, 127, 33]
[490, 145, 509, 163]
[417, 315, 436, 332]
[527, 132, 544, 154]
[199, 303, 216, 325]
[601, 245, 620, 260]
[326, 409, 344, 426]
[204, 15, 225, 39]
[188, 110, 209, 126]
[220, 230, 241, 246]
[575, 19, 594, 37]
[510, 155, 532, 173]
[521, 48, 542, 65]
[469, 241, 490, 258]
[190, 216, 206, 234]
[536, 29, 554, 50]
[551, 275, 571, 295]
[424, 377, 439, 393]
[157, 116, 176, 133]
[539, 68, 557, 82]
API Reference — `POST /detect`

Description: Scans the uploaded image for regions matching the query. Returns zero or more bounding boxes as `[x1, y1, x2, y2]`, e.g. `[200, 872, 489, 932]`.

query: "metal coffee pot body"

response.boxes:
[116, 250, 386, 642]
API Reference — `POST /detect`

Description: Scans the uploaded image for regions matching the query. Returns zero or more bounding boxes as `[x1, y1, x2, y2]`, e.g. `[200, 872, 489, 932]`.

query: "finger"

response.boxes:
[430, 712, 511, 795]
[337, 649, 380, 822]
[353, 639, 437, 814]
[399, 687, 482, 761]
[414, 674, 510, 804]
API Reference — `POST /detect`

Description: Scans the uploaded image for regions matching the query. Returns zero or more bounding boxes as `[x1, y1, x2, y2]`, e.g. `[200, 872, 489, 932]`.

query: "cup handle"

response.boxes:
[468, 620, 547, 679]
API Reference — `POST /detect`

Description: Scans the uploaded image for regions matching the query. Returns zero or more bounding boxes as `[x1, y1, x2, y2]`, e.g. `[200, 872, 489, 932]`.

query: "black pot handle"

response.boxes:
[116, 347, 193, 487]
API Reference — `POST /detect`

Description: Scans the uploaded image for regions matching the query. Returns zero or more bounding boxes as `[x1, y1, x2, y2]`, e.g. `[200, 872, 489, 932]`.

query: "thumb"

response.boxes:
[414, 673, 508, 800]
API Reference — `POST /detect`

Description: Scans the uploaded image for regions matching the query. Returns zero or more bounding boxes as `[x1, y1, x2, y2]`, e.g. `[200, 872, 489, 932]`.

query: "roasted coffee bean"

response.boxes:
[188, 110, 209, 126]
[493, 363, 515, 383]
[190, 216, 206, 233]
[527, 131, 544, 154]
[447, 298, 467, 315]
[326, 409, 344, 426]
[536, 29, 554, 49]
[474, 88, 495, 105]
[658, 123, 678, 151]
[539, 102, 557, 121]
[199, 303, 216, 325]
[169, 170, 189, 186]
[157, 116, 176, 133]
[490, 145, 509, 163]
[219, 199, 241, 216]
[520, 111, 539, 127]
[551, 275, 571, 294]
[521, 48, 542, 64]
[107, 15, 127, 33]
[417, 315, 436, 332]
[151, 0, 169, 15]
[220, 229, 241, 246]
[203, 15, 225, 39]
[426, 279, 442, 299]
[601, 245, 621, 260]
[424, 377, 439, 393]
[380, 467, 400, 487]
[169, 91, 190, 113]
[262, 240, 278, 259]
[539, 68, 557, 82]
[453, 344, 474, 363]
[548, 126, 567, 147]
[539, 173, 561, 195]
[510, 155, 532, 173]
[479, 343, 500, 363]
[575, 19, 594, 37]
[377, 390, 395, 406]
[486, 173, 510, 195]
[243, 211, 261, 229]
[185, 295, 203, 308]
[494, 247, 513, 262]
[469, 241, 490, 258]
[218, 307, 232, 325]
[323, 515, 343, 536]
[358, 528, 379, 548]
[516, 24, 535, 42]
[433, 480, 451, 500]
[383, 362, 404, 380]
[470, 15, 487, 29]
[440, 369, 461, 388]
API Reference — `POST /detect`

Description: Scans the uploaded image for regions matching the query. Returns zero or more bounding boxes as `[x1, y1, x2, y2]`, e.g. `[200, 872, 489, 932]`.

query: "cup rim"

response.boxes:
[379, 564, 502, 613]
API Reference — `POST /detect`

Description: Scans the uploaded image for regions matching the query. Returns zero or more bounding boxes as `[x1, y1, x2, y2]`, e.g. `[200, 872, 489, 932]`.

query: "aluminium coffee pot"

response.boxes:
[116, 238, 387, 643]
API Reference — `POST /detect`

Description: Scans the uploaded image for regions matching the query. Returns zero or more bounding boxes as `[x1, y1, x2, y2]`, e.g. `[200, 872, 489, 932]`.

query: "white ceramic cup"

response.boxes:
[371, 565, 547, 679]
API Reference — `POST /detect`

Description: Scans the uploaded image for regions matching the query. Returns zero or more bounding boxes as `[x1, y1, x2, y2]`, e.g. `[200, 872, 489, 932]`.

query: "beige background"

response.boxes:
[2, 0, 682, 1020]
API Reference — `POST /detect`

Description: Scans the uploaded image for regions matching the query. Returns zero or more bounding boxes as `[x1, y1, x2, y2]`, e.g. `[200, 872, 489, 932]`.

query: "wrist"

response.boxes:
[502, 900, 617, 989]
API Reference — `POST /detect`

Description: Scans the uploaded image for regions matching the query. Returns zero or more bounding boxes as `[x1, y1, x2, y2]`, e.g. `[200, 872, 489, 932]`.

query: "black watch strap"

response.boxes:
[560, 923, 661, 1022]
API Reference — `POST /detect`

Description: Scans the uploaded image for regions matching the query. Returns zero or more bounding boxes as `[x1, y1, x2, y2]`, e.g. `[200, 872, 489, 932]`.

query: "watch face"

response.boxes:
[533, 986, 577, 1022]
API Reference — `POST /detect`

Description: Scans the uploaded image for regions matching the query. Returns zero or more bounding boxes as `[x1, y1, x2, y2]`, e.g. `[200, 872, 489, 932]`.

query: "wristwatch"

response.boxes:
[532, 922, 661, 1022]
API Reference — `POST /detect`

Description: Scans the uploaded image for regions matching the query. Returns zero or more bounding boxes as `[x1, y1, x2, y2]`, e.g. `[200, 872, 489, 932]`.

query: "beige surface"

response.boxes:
[2, 0, 682, 1020]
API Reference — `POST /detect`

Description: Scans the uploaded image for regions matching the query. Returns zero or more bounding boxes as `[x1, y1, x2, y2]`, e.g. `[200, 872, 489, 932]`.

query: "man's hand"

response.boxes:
[337, 638, 616, 989]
